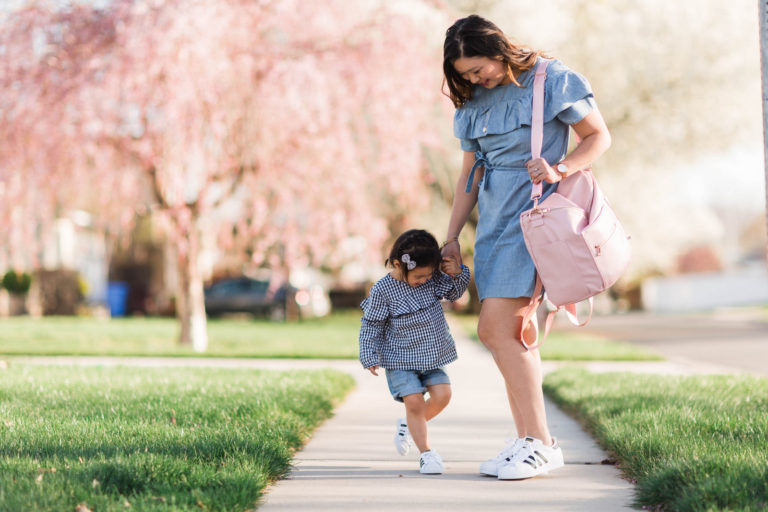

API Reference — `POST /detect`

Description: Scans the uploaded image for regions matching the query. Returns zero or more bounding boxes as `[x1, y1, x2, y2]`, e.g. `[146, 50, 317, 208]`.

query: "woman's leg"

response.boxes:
[477, 297, 552, 445]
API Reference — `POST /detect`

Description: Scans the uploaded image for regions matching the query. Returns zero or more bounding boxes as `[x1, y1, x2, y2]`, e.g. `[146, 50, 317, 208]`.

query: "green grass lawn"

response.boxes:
[0, 311, 362, 358]
[0, 310, 661, 361]
[454, 314, 662, 361]
[0, 365, 355, 511]
[544, 368, 768, 511]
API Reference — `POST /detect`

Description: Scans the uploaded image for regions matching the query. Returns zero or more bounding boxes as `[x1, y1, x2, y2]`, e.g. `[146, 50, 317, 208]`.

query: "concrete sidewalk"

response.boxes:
[257, 322, 637, 511]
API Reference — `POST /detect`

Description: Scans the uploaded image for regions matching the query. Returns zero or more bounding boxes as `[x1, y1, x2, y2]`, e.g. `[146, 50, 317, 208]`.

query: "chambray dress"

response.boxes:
[454, 58, 597, 300]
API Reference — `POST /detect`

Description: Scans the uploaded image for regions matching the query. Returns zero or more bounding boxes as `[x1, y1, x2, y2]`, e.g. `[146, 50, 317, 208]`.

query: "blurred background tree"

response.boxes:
[0, 0, 765, 339]
[0, 0, 448, 349]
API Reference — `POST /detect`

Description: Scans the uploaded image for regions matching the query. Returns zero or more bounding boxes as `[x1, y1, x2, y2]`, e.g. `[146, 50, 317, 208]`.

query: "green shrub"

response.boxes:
[1, 270, 31, 294]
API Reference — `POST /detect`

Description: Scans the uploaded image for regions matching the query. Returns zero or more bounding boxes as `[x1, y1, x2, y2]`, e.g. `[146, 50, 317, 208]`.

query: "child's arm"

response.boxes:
[359, 315, 384, 372]
[435, 263, 471, 301]
[359, 286, 387, 373]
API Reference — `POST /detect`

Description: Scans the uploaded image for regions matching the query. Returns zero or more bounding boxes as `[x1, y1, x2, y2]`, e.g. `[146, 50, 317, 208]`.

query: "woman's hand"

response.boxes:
[525, 158, 561, 184]
[441, 255, 462, 277]
[367, 365, 379, 376]
[441, 239, 462, 268]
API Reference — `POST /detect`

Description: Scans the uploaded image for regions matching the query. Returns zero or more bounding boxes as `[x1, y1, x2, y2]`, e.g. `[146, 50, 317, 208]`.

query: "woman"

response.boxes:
[440, 15, 611, 480]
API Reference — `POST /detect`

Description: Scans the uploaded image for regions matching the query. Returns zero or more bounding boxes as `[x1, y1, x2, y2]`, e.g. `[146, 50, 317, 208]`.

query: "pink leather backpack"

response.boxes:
[518, 60, 631, 349]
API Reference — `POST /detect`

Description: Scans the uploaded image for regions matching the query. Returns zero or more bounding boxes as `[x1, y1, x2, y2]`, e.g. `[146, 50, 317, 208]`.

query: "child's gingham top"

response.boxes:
[358, 266, 470, 371]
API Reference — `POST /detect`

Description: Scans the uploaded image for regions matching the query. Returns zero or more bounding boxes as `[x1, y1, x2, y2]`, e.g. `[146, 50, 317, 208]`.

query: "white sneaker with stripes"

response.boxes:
[497, 436, 564, 480]
[479, 437, 525, 476]
[419, 449, 444, 474]
[394, 418, 412, 455]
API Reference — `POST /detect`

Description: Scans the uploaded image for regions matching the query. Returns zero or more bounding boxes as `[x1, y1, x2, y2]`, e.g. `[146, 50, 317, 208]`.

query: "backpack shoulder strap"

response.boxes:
[530, 59, 549, 201]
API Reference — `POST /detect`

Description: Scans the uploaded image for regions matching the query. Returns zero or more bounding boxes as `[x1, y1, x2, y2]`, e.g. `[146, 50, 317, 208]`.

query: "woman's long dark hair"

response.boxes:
[443, 15, 542, 108]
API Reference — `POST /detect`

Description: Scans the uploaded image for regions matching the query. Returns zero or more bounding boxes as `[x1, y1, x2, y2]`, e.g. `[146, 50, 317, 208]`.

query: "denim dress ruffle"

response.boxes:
[453, 58, 597, 300]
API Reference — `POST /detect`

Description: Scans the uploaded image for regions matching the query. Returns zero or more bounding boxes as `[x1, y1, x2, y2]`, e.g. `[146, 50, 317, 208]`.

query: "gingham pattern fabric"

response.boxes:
[358, 266, 470, 370]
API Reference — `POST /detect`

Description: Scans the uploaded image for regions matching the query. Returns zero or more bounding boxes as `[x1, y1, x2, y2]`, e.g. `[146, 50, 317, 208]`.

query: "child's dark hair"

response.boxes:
[386, 229, 442, 279]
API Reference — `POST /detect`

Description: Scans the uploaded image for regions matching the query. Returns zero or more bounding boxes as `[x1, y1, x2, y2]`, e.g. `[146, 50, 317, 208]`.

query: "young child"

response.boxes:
[359, 229, 470, 475]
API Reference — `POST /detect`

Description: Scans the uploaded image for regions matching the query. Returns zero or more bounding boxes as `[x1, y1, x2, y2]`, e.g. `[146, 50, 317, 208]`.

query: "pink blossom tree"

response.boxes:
[0, 0, 448, 350]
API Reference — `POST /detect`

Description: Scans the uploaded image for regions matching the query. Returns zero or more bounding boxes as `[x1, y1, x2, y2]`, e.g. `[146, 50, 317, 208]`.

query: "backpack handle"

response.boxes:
[520, 276, 594, 350]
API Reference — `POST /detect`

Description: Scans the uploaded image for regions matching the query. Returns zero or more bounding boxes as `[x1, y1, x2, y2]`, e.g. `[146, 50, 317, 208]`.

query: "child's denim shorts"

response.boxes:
[384, 368, 451, 402]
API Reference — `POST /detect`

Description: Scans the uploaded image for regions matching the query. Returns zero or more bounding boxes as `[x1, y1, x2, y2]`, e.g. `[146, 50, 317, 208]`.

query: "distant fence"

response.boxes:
[641, 265, 768, 312]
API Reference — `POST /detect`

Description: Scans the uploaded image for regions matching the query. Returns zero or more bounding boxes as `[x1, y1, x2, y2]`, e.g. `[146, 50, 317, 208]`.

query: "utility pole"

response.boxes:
[760, 0, 768, 261]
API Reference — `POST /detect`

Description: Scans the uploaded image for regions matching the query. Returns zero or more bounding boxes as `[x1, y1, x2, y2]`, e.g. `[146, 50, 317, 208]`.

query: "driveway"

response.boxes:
[556, 309, 768, 377]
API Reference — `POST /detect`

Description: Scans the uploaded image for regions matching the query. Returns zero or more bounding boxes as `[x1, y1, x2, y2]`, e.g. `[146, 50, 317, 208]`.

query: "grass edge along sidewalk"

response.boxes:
[0, 365, 355, 511]
[0, 313, 362, 359]
[0, 312, 661, 361]
[544, 368, 768, 511]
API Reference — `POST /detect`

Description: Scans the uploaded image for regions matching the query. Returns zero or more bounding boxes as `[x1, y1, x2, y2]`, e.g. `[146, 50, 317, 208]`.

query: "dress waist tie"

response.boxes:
[465, 151, 529, 193]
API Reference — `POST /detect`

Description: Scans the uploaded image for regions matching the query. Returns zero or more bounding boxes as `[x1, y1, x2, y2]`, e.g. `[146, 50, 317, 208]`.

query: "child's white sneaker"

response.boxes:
[394, 418, 412, 455]
[419, 450, 444, 474]
[497, 436, 564, 480]
[479, 437, 525, 476]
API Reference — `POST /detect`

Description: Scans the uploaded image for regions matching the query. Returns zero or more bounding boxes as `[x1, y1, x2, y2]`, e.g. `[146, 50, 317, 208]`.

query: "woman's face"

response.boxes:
[453, 56, 510, 89]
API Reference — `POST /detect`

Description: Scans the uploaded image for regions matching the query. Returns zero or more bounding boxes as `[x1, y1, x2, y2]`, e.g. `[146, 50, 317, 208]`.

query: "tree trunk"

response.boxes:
[175, 221, 208, 352]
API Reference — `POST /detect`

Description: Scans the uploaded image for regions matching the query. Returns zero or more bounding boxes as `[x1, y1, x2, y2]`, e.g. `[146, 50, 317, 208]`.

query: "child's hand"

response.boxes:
[367, 365, 379, 376]
[441, 256, 461, 277]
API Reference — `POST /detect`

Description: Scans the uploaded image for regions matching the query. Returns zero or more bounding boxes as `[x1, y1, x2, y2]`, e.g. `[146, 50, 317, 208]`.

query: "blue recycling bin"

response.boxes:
[107, 281, 129, 317]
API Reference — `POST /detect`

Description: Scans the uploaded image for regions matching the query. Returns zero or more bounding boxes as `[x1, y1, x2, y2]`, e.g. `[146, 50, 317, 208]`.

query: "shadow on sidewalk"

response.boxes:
[285, 464, 510, 482]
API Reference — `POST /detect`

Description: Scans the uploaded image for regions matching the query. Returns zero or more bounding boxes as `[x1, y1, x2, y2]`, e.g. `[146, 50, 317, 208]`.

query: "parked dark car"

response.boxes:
[204, 275, 331, 320]
[204, 277, 289, 320]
